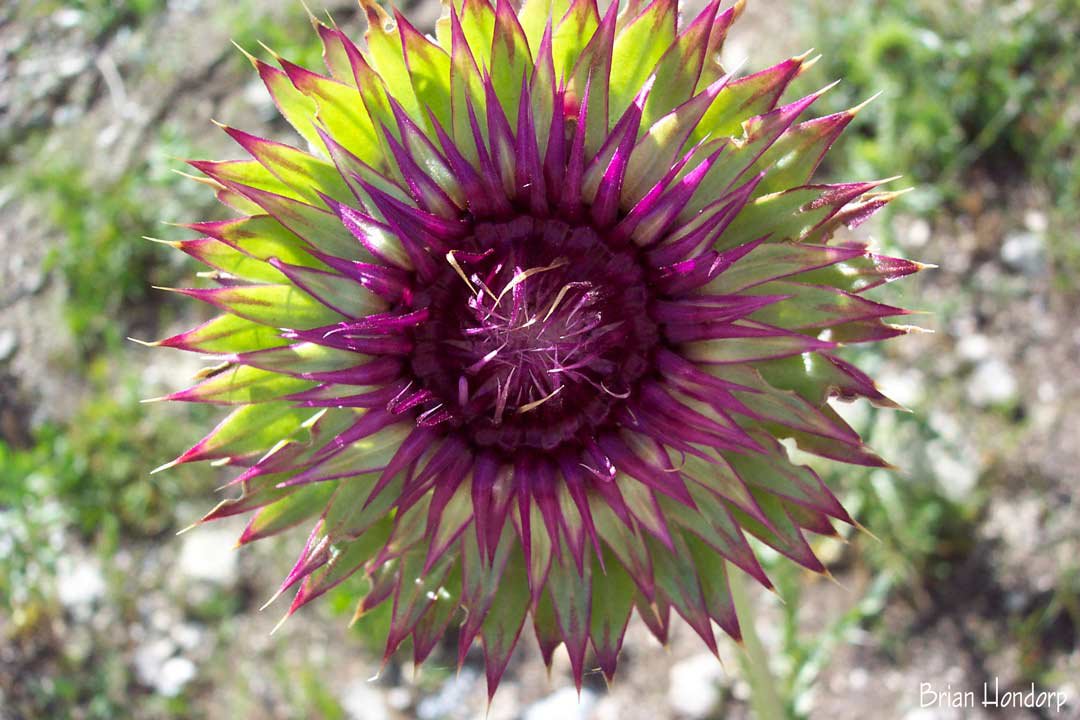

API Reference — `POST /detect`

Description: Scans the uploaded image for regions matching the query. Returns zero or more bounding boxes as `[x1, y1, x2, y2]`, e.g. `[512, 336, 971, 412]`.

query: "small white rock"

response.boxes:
[668, 653, 725, 718]
[1000, 231, 1045, 275]
[904, 218, 932, 249]
[170, 622, 204, 652]
[965, 358, 1019, 407]
[0, 329, 18, 363]
[524, 687, 596, 720]
[903, 710, 942, 720]
[876, 368, 924, 409]
[386, 686, 413, 711]
[927, 440, 979, 501]
[133, 637, 177, 688]
[340, 680, 390, 720]
[156, 657, 197, 697]
[52, 8, 83, 27]
[417, 668, 480, 720]
[590, 696, 623, 720]
[56, 554, 106, 615]
[1024, 209, 1048, 233]
[830, 396, 870, 431]
[178, 528, 238, 585]
[56, 55, 87, 78]
[955, 334, 992, 362]
[140, 349, 206, 397]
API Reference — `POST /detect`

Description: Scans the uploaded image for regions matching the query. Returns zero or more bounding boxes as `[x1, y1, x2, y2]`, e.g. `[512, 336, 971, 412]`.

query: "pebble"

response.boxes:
[1000, 231, 1046, 275]
[955, 334, 992, 362]
[55, 554, 106, 617]
[56, 55, 88, 78]
[52, 8, 83, 28]
[523, 687, 597, 720]
[927, 439, 979, 501]
[1024, 209, 1049, 233]
[156, 656, 197, 697]
[668, 653, 725, 718]
[903, 711, 944, 720]
[340, 680, 390, 720]
[416, 667, 480, 720]
[24, 267, 46, 295]
[984, 496, 1041, 557]
[178, 527, 238, 585]
[133, 637, 178, 688]
[170, 622, 204, 652]
[904, 217, 932, 249]
[0, 329, 17, 363]
[386, 686, 413, 711]
[131, 634, 198, 699]
[876, 368, 924, 409]
[965, 358, 1019, 407]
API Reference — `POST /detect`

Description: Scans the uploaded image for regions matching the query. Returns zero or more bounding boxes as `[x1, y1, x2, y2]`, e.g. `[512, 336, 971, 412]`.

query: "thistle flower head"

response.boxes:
[150, 0, 924, 695]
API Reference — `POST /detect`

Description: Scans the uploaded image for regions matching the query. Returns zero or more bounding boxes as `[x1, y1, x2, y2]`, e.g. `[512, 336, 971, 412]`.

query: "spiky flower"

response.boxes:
[149, 0, 923, 695]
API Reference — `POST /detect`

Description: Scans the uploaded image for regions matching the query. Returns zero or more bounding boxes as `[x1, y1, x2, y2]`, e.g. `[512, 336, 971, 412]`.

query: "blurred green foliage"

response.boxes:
[805, 0, 1079, 217]
[0, 370, 211, 717]
[229, 5, 335, 73]
[0, 361, 209, 609]
[0, 442, 66, 613]
[16, 126, 211, 354]
[14, 0, 167, 35]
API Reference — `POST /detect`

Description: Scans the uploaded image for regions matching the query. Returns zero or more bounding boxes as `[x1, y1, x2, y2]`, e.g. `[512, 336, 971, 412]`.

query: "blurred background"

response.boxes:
[1, 0, 1077, 718]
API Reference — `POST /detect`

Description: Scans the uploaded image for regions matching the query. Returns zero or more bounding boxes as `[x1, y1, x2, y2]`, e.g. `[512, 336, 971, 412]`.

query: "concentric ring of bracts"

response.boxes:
[148, 0, 925, 696]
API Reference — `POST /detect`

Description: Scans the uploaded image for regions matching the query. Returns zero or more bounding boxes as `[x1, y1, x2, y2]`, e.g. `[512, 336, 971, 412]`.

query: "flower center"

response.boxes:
[411, 216, 657, 452]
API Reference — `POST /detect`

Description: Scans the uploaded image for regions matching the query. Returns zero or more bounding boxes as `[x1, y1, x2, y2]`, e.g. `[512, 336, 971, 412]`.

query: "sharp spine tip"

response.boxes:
[269, 611, 291, 636]
[852, 519, 881, 543]
[895, 322, 932, 334]
[816, 78, 842, 96]
[142, 236, 179, 248]
[257, 40, 283, 60]
[150, 458, 179, 475]
[821, 568, 848, 590]
[849, 90, 885, 114]
[259, 589, 286, 611]
[175, 522, 200, 536]
[230, 39, 259, 67]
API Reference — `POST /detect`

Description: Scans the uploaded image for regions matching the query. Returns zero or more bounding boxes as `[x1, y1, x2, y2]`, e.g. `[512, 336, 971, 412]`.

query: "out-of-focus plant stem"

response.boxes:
[731, 567, 789, 720]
